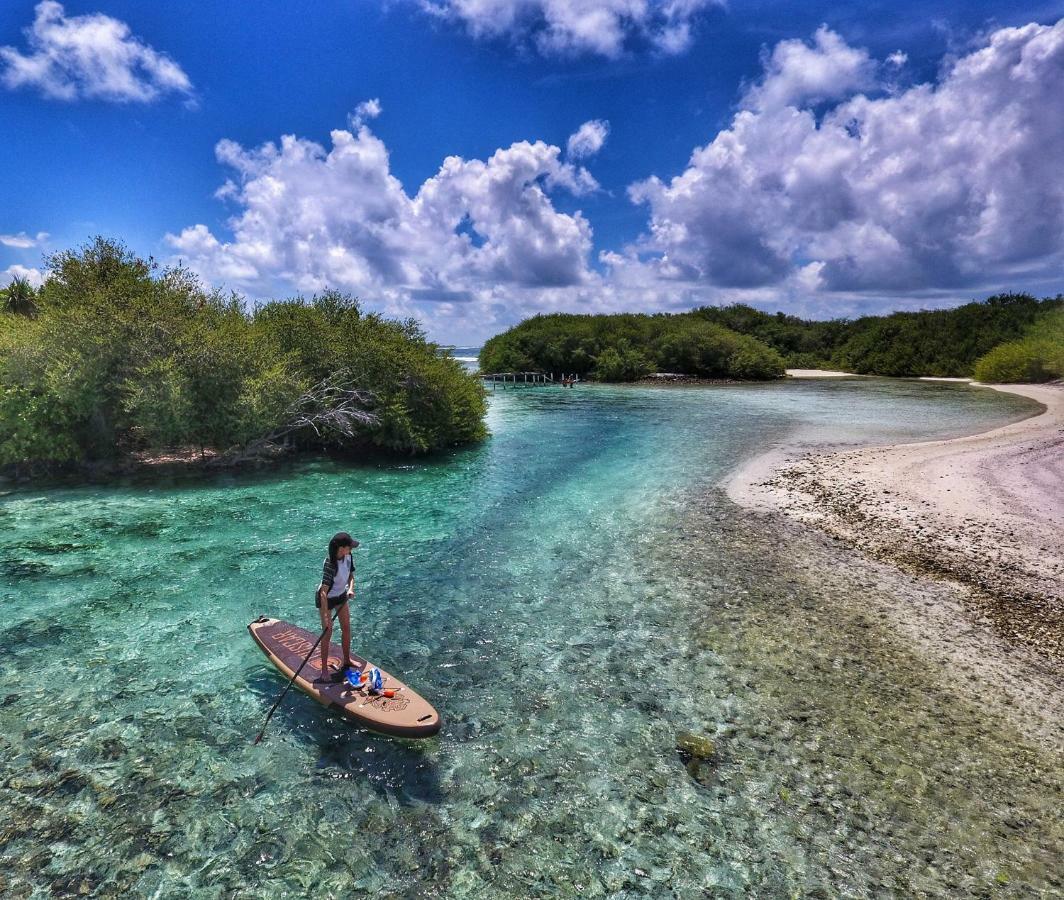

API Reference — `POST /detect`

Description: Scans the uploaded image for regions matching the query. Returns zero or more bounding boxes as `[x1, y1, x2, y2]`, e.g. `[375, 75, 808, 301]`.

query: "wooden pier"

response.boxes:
[479, 372, 581, 389]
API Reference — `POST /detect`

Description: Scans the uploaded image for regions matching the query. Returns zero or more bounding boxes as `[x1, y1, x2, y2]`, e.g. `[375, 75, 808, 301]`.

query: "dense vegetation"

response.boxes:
[973, 307, 1064, 383]
[0, 239, 486, 474]
[479, 313, 786, 381]
[481, 293, 1063, 382]
[693, 293, 1062, 377]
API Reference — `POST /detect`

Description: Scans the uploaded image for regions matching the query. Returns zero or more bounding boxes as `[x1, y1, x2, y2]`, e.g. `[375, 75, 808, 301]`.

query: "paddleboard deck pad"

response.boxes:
[248, 616, 441, 738]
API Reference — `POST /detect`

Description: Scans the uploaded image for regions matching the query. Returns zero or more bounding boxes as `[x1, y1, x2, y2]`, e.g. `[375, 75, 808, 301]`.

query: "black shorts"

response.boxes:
[316, 593, 349, 610]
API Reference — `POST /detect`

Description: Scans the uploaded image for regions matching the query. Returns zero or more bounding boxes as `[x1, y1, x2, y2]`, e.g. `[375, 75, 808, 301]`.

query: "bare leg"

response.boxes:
[338, 601, 353, 666]
[318, 600, 333, 676]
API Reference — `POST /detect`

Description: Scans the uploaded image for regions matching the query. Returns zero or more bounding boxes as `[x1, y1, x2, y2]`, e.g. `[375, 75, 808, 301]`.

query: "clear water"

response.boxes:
[1, 380, 1059, 898]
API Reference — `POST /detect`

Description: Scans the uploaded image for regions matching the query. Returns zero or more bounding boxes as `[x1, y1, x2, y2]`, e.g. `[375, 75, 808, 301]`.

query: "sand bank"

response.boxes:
[785, 368, 862, 378]
[727, 383, 1064, 663]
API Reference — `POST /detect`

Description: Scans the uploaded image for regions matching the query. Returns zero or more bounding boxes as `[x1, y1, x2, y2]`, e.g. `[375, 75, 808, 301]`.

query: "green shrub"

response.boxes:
[973, 342, 1054, 383]
[973, 308, 1064, 383]
[1, 275, 38, 318]
[0, 238, 487, 471]
[481, 312, 784, 382]
[123, 358, 195, 447]
[592, 345, 654, 382]
[728, 336, 786, 379]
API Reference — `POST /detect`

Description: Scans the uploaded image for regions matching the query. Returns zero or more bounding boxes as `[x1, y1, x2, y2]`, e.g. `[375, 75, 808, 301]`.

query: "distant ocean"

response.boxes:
[449, 346, 481, 372]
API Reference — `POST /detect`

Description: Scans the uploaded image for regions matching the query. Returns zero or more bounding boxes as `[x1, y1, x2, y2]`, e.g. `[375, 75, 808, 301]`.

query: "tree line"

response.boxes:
[694, 293, 1063, 378]
[479, 313, 787, 381]
[480, 293, 1064, 383]
[0, 239, 487, 475]
[3, 238, 1059, 478]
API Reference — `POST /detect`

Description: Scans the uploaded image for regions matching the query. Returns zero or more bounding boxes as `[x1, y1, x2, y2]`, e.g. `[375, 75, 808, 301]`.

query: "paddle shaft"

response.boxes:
[253, 604, 341, 745]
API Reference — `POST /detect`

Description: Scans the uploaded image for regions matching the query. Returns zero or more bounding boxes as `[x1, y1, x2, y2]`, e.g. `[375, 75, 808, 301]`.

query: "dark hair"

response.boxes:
[328, 532, 355, 564]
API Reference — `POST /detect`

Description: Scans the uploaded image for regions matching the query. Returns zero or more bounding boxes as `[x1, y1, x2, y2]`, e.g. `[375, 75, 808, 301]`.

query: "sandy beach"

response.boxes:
[728, 381, 1064, 663]
[784, 368, 863, 378]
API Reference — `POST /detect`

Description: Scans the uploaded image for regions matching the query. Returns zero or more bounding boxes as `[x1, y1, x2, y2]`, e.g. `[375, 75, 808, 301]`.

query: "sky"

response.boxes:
[1, 1, 1063, 344]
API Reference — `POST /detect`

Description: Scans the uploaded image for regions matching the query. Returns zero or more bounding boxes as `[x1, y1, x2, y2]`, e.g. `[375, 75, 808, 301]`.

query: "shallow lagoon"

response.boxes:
[1, 379, 1060, 897]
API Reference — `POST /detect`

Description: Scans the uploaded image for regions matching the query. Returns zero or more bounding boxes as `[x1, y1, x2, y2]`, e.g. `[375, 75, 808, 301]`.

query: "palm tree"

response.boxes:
[2, 275, 38, 318]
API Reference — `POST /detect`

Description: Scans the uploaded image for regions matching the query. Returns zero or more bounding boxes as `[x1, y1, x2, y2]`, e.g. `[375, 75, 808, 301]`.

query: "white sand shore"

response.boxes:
[785, 368, 862, 378]
[727, 383, 1064, 659]
[726, 382, 1064, 746]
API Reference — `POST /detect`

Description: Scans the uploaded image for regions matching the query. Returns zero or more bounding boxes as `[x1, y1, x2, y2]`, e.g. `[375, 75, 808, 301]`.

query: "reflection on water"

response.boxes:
[1, 380, 1058, 897]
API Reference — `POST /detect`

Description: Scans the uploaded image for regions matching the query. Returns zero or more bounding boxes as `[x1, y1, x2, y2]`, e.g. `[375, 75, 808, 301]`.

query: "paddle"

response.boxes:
[253, 604, 342, 745]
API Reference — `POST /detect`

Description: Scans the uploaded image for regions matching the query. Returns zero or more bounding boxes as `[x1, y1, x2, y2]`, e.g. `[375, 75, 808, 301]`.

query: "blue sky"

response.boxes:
[2, 1, 1063, 343]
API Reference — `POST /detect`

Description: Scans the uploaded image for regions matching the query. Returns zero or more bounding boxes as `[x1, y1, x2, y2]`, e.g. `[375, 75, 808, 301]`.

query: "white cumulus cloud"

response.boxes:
[349, 97, 382, 129]
[0, 231, 48, 249]
[627, 19, 1064, 297]
[743, 25, 875, 112]
[162, 19, 1064, 342]
[167, 119, 600, 339]
[0, 1, 193, 103]
[419, 0, 720, 58]
[567, 119, 609, 159]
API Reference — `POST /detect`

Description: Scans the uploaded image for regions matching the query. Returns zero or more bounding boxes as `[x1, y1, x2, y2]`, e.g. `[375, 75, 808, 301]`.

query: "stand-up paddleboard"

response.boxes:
[248, 616, 441, 739]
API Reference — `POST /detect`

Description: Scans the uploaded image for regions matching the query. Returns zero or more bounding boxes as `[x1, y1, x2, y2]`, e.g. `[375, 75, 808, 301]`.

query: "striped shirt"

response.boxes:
[321, 555, 354, 598]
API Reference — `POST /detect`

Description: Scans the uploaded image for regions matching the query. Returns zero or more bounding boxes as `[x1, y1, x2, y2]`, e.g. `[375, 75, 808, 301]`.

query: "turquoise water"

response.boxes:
[1, 379, 1060, 897]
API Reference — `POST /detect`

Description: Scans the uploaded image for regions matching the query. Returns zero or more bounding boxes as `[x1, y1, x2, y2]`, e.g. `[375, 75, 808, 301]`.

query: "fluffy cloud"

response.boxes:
[0, 231, 48, 249]
[166, 20, 1064, 342]
[167, 120, 600, 337]
[567, 119, 609, 159]
[743, 25, 875, 111]
[349, 97, 382, 129]
[0, 2, 192, 103]
[2, 265, 45, 288]
[419, 0, 719, 58]
[628, 20, 1064, 295]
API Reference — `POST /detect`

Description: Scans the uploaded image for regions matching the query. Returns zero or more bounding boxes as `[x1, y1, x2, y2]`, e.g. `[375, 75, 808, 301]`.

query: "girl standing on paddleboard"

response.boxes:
[316, 531, 359, 682]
